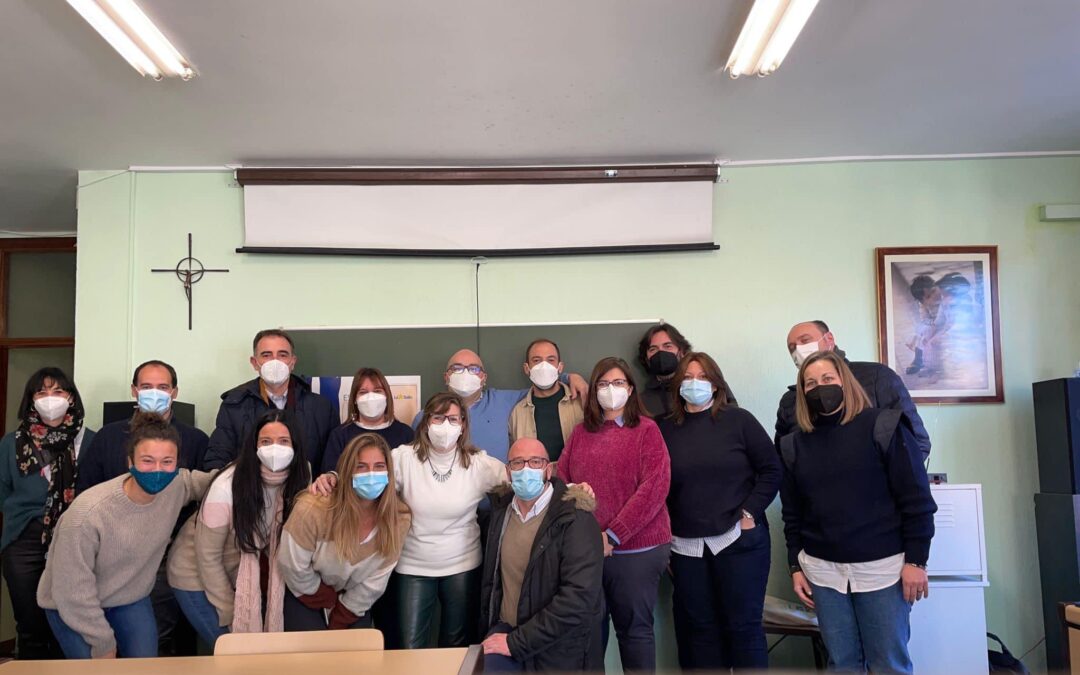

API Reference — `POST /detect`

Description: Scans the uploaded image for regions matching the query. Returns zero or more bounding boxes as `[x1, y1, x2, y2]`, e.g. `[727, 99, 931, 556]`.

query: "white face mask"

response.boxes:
[791, 341, 821, 368]
[256, 443, 294, 472]
[34, 395, 71, 421]
[259, 359, 291, 386]
[529, 362, 560, 389]
[597, 386, 630, 411]
[448, 371, 482, 397]
[427, 420, 462, 450]
[355, 392, 388, 419]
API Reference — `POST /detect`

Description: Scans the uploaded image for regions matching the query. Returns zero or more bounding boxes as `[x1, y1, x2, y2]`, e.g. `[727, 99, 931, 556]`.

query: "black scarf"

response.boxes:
[14, 399, 84, 546]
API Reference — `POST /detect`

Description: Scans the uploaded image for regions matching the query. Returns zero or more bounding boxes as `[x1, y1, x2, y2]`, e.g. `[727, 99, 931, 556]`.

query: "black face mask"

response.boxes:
[647, 351, 679, 376]
[806, 384, 844, 416]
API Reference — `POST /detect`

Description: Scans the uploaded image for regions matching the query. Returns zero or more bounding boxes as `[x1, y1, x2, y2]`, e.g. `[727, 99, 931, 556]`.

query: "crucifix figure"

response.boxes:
[151, 233, 229, 330]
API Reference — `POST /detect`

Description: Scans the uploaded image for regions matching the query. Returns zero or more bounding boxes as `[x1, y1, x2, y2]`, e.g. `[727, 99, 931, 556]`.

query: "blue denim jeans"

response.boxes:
[172, 588, 228, 649]
[808, 580, 913, 675]
[45, 596, 157, 659]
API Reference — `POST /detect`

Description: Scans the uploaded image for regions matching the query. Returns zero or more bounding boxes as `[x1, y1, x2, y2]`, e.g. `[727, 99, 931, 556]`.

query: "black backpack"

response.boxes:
[987, 632, 1030, 673]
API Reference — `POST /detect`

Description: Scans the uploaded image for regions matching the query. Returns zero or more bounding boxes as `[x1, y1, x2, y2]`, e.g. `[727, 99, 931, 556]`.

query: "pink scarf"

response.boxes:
[231, 466, 289, 633]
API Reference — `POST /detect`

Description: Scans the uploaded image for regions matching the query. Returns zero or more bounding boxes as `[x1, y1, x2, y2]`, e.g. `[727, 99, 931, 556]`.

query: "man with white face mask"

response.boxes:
[508, 340, 584, 464]
[206, 329, 336, 471]
[775, 320, 930, 459]
[412, 348, 588, 463]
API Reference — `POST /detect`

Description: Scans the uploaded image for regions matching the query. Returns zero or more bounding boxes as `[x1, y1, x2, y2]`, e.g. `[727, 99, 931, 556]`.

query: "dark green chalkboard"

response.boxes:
[292, 321, 657, 403]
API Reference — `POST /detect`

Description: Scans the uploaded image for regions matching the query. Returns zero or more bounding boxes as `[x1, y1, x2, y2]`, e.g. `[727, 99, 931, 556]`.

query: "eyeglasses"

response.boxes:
[447, 364, 484, 375]
[508, 457, 549, 471]
[429, 414, 463, 426]
[596, 379, 628, 390]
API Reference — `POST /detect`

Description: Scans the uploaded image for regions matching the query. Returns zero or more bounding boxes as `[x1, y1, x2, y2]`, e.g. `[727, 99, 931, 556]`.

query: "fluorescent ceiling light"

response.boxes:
[725, 0, 819, 78]
[66, 0, 194, 80]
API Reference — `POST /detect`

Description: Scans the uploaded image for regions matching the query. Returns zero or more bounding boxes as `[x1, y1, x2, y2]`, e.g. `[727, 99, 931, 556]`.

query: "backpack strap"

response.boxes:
[872, 408, 906, 456]
[779, 433, 797, 471]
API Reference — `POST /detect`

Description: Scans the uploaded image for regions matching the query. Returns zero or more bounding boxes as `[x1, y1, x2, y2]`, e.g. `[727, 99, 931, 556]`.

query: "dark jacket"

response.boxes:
[480, 478, 604, 672]
[204, 376, 337, 471]
[76, 416, 208, 494]
[774, 349, 931, 459]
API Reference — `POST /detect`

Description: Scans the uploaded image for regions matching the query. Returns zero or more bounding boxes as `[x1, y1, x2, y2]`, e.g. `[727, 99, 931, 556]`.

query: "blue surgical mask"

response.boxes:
[352, 471, 389, 500]
[128, 466, 178, 495]
[679, 379, 714, 407]
[136, 389, 172, 414]
[510, 467, 546, 501]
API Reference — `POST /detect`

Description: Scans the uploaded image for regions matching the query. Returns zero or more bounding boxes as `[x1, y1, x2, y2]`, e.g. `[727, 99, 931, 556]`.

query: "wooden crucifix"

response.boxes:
[151, 233, 229, 330]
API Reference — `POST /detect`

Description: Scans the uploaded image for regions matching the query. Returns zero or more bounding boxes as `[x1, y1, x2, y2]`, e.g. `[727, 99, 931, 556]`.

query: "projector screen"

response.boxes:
[239, 180, 716, 256]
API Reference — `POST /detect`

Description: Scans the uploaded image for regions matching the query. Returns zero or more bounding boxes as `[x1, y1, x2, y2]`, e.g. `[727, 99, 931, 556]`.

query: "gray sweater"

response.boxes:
[36, 470, 215, 656]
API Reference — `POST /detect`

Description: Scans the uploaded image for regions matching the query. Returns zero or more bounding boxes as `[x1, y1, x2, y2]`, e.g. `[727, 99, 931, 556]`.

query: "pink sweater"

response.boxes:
[558, 418, 672, 551]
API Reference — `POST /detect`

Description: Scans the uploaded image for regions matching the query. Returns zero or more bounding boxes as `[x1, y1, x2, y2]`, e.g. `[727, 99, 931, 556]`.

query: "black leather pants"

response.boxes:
[393, 567, 480, 649]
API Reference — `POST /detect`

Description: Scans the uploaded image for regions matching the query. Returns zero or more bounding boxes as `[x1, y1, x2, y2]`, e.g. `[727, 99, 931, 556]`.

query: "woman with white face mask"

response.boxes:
[167, 409, 311, 646]
[0, 367, 94, 660]
[311, 391, 506, 649]
[319, 367, 414, 476]
[557, 356, 672, 673]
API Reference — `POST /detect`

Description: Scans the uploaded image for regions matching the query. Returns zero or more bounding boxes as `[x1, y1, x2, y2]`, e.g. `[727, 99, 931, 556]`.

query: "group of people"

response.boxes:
[0, 321, 936, 673]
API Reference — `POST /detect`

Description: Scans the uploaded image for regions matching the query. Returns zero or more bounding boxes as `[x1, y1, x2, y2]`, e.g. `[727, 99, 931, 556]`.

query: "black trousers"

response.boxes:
[1, 520, 63, 660]
[392, 567, 480, 649]
[601, 544, 671, 673]
[670, 523, 771, 671]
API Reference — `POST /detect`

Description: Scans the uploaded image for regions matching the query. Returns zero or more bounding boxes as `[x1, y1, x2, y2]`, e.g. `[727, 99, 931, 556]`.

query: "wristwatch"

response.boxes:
[905, 562, 927, 569]
[789, 563, 802, 575]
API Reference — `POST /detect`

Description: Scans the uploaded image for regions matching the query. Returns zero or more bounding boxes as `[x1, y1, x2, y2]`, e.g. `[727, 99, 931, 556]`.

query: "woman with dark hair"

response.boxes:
[557, 356, 672, 672]
[0, 367, 94, 659]
[311, 391, 507, 648]
[780, 350, 936, 674]
[318, 367, 414, 476]
[658, 352, 781, 670]
[167, 409, 311, 646]
[279, 433, 411, 631]
[36, 413, 214, 659]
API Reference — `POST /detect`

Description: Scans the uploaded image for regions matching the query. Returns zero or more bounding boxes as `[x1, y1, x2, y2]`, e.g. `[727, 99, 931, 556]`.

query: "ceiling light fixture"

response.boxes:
[725, 0, 819, 78]
[66, 0, 195, 80]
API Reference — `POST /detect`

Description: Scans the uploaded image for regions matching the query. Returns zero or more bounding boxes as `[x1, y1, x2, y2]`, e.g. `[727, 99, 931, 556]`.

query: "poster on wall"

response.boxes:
[309, 375, 422, 424]
[876, 246, 1003, 403]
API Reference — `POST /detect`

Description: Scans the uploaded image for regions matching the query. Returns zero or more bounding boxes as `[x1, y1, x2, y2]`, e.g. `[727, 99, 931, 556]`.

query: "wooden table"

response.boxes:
[0, 647, 473, 675]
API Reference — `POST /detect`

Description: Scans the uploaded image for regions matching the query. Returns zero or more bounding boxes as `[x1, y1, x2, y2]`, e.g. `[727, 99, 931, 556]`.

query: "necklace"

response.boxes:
[428, 451, 457, 483]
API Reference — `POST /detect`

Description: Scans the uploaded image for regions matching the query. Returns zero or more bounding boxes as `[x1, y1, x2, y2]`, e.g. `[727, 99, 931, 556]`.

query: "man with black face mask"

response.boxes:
[637, 323, 741, 418]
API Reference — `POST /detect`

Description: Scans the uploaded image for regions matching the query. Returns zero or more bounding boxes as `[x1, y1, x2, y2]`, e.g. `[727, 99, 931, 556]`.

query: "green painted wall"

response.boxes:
[74, 158, 1080, 669]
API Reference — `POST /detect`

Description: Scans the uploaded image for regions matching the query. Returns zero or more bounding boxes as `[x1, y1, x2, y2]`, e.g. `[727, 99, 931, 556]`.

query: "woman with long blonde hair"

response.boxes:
[780, 350, 936, 674]
[278, 432, 411, 630]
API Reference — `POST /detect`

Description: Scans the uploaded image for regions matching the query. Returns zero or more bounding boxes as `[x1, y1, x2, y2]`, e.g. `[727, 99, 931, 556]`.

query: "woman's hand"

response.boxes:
[792, 571, 815, 609]
[601, 531, 614, 557]
[740, 515, 756, 530]
[97, 650, 117, 659]
[310, 472, 337, 496]
[901, 564, 929, 603]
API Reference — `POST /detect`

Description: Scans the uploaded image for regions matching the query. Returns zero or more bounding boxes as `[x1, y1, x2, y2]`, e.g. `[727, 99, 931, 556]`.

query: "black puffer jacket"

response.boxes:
[480, 478, 604, 672]
[774, 349, 931, 459]
[204, 376, 337, 471]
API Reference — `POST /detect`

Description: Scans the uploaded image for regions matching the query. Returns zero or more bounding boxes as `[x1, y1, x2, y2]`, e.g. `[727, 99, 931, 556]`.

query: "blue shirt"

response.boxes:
[412, 388, 527, 463]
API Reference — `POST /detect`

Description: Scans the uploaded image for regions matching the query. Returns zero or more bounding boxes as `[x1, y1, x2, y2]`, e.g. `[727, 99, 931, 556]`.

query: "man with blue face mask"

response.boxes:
[775, 320, 931, 460]
[478, 438, 604, 672]
[74, 360, 209, 657]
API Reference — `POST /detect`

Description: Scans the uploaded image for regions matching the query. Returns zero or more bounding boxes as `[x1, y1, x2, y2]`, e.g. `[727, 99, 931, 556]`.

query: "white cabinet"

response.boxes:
[908, 484, 989, 674]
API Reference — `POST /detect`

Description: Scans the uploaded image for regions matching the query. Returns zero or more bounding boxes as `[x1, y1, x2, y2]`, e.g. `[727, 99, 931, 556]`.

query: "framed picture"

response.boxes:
[876, 246, 1003, 403]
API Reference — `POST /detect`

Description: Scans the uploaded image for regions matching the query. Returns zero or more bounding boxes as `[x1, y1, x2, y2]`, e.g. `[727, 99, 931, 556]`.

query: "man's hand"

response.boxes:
[578, 482, 595, 499]
[482, 631, 511, 656]
[792, 571, 815, 609]
[602, 531, 614, 557]
[901, 564, 929, 603]
[567, 373, 589, 400]
[310, 472, 337, 496]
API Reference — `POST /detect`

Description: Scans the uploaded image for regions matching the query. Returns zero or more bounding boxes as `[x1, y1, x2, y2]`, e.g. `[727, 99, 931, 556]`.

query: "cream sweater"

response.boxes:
[37, 470, 215, 657]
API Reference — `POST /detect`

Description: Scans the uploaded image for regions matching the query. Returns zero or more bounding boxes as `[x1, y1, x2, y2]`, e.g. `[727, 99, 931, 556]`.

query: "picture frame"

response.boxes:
[876, 246, 1003, 403]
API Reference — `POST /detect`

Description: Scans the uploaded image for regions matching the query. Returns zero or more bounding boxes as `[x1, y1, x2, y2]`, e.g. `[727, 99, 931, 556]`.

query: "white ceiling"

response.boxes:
[3, 0, 1080, 233]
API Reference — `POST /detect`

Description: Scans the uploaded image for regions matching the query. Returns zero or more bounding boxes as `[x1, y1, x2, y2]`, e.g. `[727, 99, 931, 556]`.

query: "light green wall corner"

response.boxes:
[74, 158, 1080, 669]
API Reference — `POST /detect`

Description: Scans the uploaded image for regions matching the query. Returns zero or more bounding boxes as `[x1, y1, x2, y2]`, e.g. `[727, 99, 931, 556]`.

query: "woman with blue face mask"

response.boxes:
[278, 433, 411, 631]
[656, 352, 782, 671]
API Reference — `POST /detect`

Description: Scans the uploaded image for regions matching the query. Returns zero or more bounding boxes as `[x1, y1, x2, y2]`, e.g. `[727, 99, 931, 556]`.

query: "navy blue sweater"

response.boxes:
[318, 420, 415, 475]
[780, 408, 935, 567]
[76, 416, 208, 494]
[658, 406, 781, 537]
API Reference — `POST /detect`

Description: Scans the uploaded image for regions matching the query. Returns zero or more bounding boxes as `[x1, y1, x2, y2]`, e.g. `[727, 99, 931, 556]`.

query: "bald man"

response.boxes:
[775, 320, 931, 459]
[478, 438, 604, 672]
[412, 348, 587, 463]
